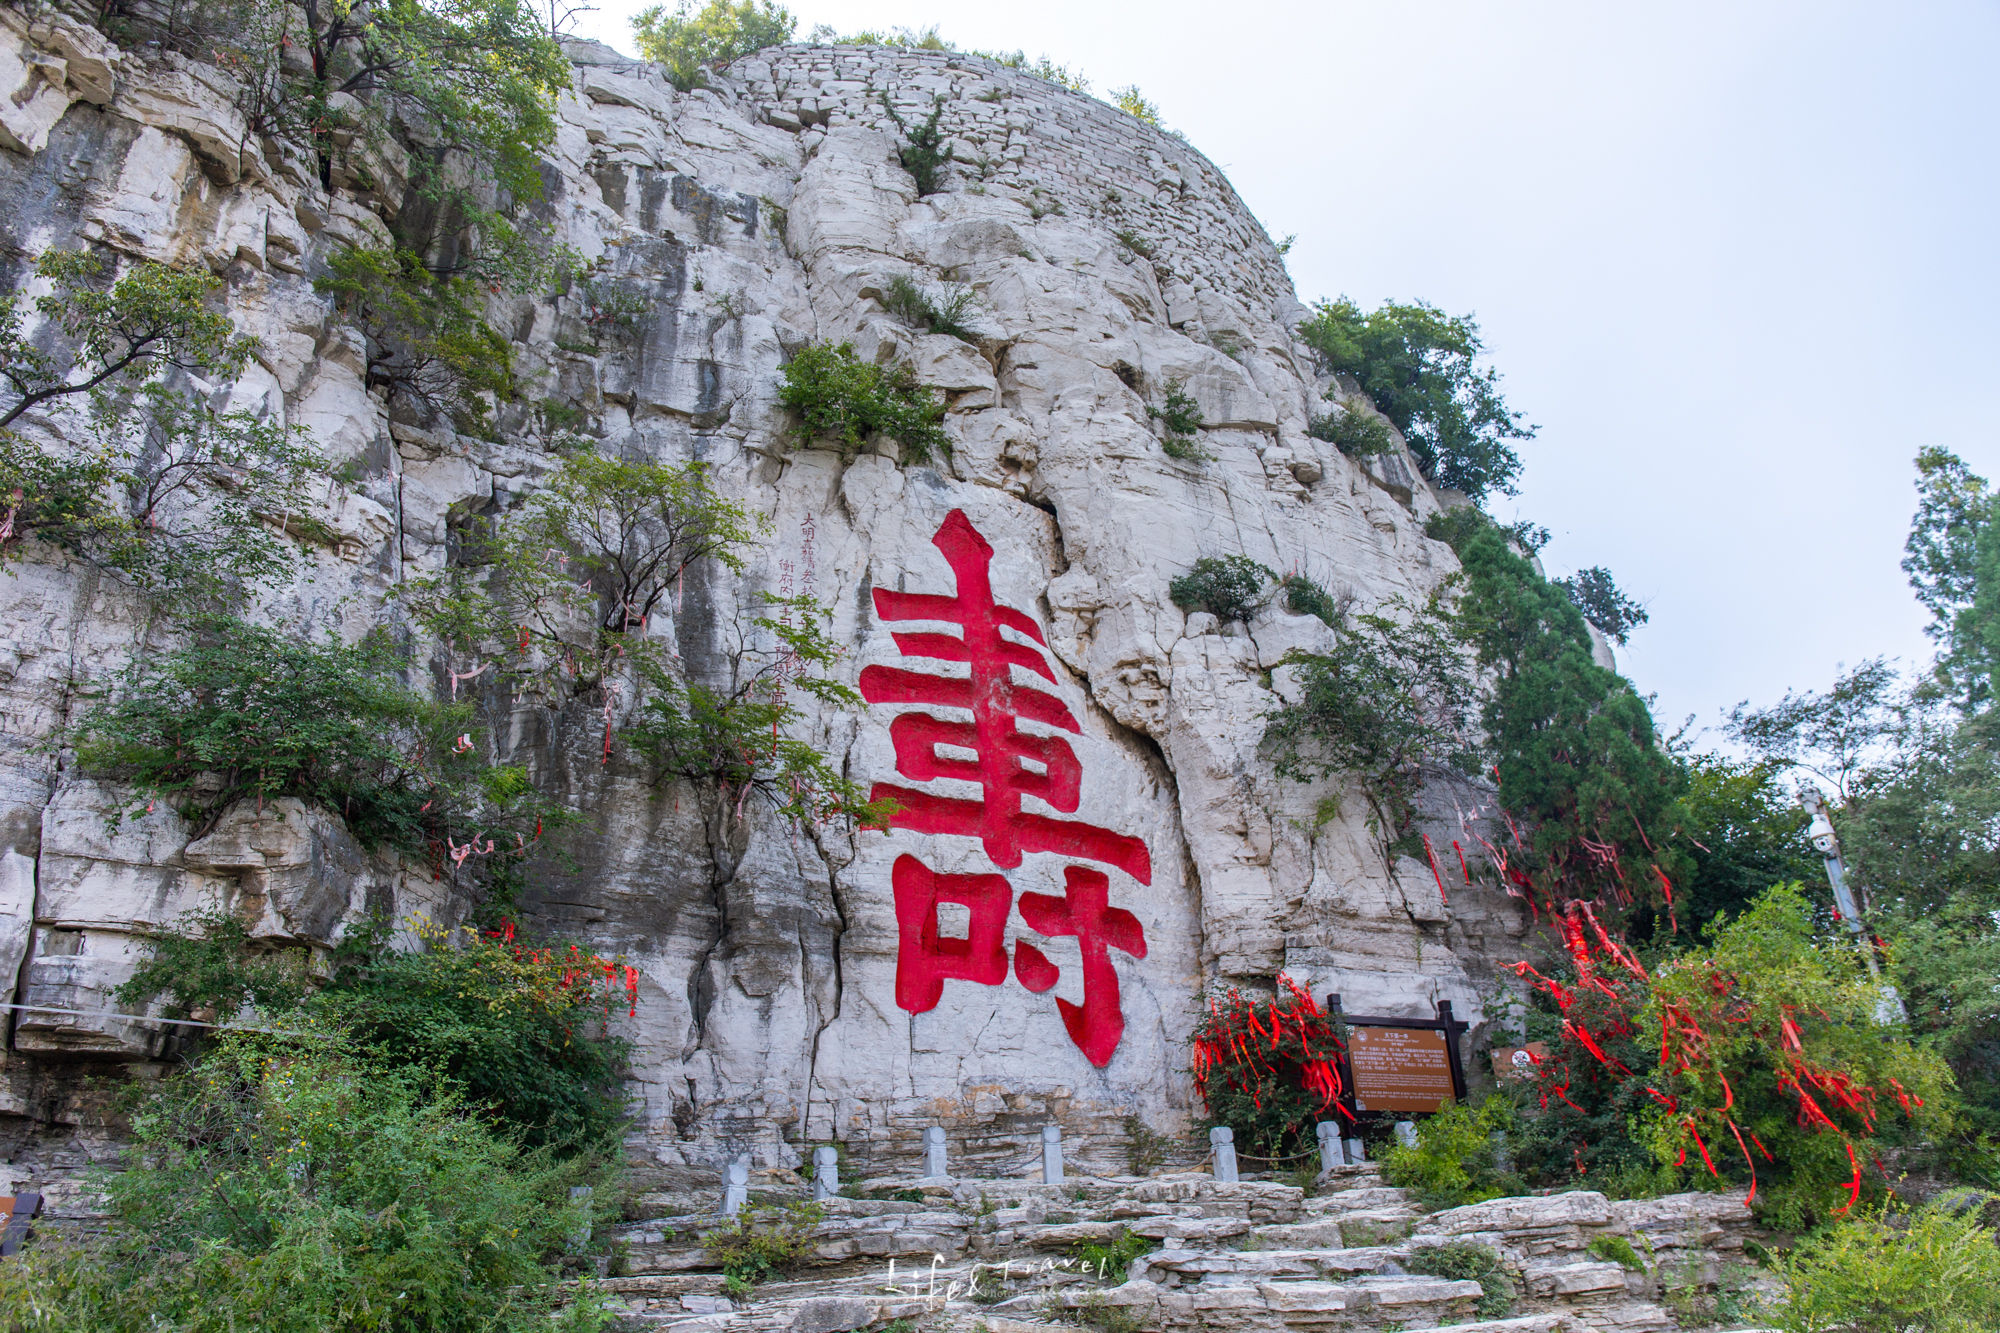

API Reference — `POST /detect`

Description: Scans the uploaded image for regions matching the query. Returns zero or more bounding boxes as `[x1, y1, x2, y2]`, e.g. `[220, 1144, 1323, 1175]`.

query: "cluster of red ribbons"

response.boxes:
[1191, 975, 1353, 1123]
[1509, 901, 1917, 1213]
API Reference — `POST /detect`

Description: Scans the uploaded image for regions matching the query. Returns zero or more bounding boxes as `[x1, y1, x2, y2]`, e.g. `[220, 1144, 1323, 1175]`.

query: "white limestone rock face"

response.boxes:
[0, 33, 1528, 1179]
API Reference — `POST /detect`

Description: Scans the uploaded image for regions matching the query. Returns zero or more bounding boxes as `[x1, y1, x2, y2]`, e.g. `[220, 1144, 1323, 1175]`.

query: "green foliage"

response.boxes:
[1071, 1227, 1153, 1281]
[1, 384, 320, 607]
[1112, 228, 1155, 259]
[1769, 1193, 2000, 1333]
[1587, 1234, 1645, 1269]
[1646, 886, 1957, 1230]
[1431, 508, 1689, 912]
[1149, 377, 1209, 461]
[0, 251, 316, 605]
[777, 342, 950, 464]
[0, 1033, 612, 1332]
[1405, 1241, 1515, 1319]
[1728, 656, 1902, 801]
[312, 921, 631, 1151]
[114, 909, 309, 1020]
[1903, 446, 2000, 711]
[633, 0, 796, 91]
[317, 247, 517, 430]
[1308, 399, 1396, 460]
[1381, 1096, 1523, 1210]
[153, 0, 566, 206]
[407, 448, 761, 691]
[1263, 600, 1476, 836]
[1557, 566, 1649, 644]
[702, 1201, 823, 1286]
[627, 594, 894, 829]
[1109, 86, 1160, 125]
[0, 249, 253, 430]
[1278, 573, 1345, 628]
[72, 617, 511, 858]
[1656, 755, 1817, 941]
[880, 274, 979, 342]
[115, 912, 632, 1152]
[1168, 555, 1269, 622]
[882, 93, 955, 196]
[1299, 297, 1533, 502]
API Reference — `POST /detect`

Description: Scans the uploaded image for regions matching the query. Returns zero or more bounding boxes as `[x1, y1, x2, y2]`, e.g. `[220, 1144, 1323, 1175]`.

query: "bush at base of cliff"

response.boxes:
[1769, 1193, 2000, 1333]
[0, 1034, 615, 1333]
[1380, 1096, 1525, 1210]
[117, 913, 634, 1154]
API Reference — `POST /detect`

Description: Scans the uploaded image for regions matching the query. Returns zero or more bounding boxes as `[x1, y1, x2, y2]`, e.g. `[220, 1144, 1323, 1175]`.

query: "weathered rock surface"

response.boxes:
[0, 17, 1539, 1185]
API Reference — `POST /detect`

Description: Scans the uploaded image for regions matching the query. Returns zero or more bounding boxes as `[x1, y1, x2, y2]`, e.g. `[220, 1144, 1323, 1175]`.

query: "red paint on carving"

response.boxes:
[891, 854, 1012, 1013]
[1014, 865, 1147, 1067]
[860, 510, 1151, 884]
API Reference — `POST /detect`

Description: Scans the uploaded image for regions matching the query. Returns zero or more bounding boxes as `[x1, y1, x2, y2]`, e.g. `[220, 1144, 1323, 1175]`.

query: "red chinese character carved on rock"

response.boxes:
[860, 509, 1151, 884]
[892, 853, 1012, 1013]
[863, 509, 1152, 1068]
[1013, 865, 1148, 1067]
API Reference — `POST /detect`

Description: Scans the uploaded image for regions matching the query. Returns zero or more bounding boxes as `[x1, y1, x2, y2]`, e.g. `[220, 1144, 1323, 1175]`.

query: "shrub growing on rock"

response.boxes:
[73, 617, 506, 857]
[1168, 554, 1269, 622]
[777, 342, 950, 463]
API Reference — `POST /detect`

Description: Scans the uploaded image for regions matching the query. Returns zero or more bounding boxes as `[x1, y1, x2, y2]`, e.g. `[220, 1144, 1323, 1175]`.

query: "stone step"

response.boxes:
[1302, 1185, 1411, 1214]
[1139, 1244, 1409, 1281]
[1145, 1273, 1486, 1329]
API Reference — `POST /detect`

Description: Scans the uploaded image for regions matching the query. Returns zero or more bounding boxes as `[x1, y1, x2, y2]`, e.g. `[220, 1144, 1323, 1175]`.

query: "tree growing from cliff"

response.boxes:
[73, 616, 554, 867]
[0, 251, 321, 606]
[1263, 598, 1478, 839]
[1299, 297, 1534, 503]
[626, 592, 891, 829]
[633, 0, 797, 90]
[1556, 565, 1649, 645]
[405, 448, 764, 688]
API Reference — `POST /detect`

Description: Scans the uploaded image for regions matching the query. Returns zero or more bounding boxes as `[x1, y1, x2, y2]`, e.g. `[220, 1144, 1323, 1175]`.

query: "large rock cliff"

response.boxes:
[0, 14, 1535, 1191]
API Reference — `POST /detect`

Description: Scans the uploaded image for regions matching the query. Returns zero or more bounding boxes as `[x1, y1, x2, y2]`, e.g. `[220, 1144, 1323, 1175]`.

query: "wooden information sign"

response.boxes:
[1323, 995, 1470, 1119]
[1348, 1026, 1457, 1112]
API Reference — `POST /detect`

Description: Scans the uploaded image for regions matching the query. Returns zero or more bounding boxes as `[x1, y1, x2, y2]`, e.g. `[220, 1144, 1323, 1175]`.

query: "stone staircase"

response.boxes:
[592, 1163, 1778, 1333]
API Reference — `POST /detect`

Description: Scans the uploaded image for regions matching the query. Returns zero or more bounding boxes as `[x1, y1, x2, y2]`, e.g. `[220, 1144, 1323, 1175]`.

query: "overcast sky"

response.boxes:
[566, 1, 2000, 739]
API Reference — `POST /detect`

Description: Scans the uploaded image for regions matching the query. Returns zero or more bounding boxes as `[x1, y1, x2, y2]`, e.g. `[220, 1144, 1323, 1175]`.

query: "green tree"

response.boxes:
[0, 251, 319, 605]
[316, 246, 519, 429]
[1902, 446, 2000, 711]
[1727, 657, 1902, 802]
[1656, 755, 1817, 940]
[1556, 565, 1649, 644]
[1645, 886, 1956, 1230]
[0, 250, 252, 431]
[627, 593, 890, 830]
[1432, 509, 1688, 911]
[73, 616, 525, 859]
[0, 1032, 613, 1332]
[633, 0, 796, 90]
[405, 448, 763, 686]
[1263, 599, 1477, 838]
[1298, 297, 1534, 502]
